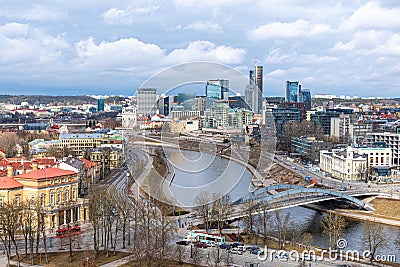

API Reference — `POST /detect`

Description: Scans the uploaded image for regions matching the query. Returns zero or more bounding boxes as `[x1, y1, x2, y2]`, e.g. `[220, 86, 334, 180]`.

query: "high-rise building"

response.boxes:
[286, 81, 301, 102]
[206, 79, 229, 100]
[137, 88, 157, 116]
[97, 99, 105, 112]
[245, 64, 263, 113]
[299, 88, 312, 110]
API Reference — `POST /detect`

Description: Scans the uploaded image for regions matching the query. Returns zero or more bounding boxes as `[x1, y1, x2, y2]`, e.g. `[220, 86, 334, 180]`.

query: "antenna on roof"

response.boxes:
[255, 57, 259, 66]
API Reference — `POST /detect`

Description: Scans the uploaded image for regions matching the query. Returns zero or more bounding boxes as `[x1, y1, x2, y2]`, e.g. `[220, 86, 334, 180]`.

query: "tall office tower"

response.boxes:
[137, 88, 157, 116]
[245, 83, 259, 113]
[205, 79, 229, 100]
[97, 98, 105, 112]
[286, 81, 301, 102]
[255, 64, 263, 112]
[158, 95, 175, 116]
[245, 64, 263, 113]
[299, 89, 312, 110]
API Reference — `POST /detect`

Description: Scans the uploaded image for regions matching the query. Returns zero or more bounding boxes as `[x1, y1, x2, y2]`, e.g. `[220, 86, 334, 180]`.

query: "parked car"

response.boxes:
[195, 242, 208, 248]
[207, 241, 216, 247]
[230, 242, 244, 248]
[229, 248, 243, 255]
[175, 240, 188, 245]
[219, 243, 231, 250]
[250, 247, 264, 255]
[237, 245, 246, 252]
[275, 252, 288, 261]
[339, 186, 347, 191]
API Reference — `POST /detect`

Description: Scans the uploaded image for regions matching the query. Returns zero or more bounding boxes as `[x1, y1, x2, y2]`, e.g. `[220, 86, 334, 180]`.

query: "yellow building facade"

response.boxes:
[0, 164, 89, 231]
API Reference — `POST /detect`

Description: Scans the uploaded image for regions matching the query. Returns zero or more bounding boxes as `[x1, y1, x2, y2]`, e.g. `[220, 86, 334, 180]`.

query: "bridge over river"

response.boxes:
[228, 184, 388, 221]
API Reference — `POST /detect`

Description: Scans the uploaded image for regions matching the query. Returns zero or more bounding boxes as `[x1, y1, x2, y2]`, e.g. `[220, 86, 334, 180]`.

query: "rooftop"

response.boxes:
[0, 177, 23, 190]
[15, 168, 76, 180]
[59, 133, 103, 139]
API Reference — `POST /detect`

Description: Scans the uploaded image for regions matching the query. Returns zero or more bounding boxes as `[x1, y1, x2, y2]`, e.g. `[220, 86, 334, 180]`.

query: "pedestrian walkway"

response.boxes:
[99, 254, 132, 267]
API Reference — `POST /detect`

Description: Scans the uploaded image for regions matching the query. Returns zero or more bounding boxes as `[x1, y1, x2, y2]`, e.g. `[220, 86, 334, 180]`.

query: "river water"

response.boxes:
[166, 148, 399, 262]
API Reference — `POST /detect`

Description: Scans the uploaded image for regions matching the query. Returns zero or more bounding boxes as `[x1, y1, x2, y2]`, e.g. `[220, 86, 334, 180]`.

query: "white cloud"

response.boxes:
[267, 69, 287, 77]
[264, 48, 338, 65]
[180, 20, 222, 32]
[74, 37, 165, 68]
[248, 19, 332, 40]
[102, 5, 159, 25]
[174, 0, 247, 8]
[333, 30, 400, 56]
[167, 41, 246, 64]
[0, 22, 30, 37]
[74, 38, 245, 71]
[0, 23, 68, 66]
[0, 4, 64, 22]
[341, 2, 400, 31]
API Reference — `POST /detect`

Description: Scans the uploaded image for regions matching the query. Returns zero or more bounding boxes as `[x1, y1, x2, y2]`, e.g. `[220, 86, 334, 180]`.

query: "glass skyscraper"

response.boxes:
[286, 81, 301, 102]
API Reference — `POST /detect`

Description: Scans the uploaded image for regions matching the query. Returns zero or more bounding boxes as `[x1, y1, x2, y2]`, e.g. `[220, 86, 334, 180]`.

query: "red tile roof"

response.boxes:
[0, 158, 57, 171]
[15, 168, 77, 180]
[0, 177, 23, 190]
[79, 157, 97, 169]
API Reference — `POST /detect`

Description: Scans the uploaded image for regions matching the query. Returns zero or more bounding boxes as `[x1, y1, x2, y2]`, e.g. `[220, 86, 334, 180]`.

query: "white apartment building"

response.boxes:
[365, 132, 400, 166]
[320, 147, 367, 181]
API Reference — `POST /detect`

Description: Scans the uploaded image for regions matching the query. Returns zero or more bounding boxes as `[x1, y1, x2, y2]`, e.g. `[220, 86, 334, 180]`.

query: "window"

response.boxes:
[57, 192, 61, 203]
[40, 194, 45, 206]
[0, 198, 3, 206]
[50, 193, 54, 205]
[72, 189, 76, 200]
[64, 190, 69, 201]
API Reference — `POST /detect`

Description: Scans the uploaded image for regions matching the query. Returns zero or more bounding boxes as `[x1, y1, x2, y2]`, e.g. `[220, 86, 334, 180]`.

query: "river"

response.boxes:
[165, 148, 399, 262]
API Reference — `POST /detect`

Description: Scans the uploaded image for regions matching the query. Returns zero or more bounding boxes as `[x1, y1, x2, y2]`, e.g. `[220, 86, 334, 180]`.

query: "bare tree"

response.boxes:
[211, 193, 232, 235]
[242, 199, 257, 243]
[362, 220, 388, 262]
[0, 132, 19, 157]
[273, 209, 291, 249]
[0, 201, 21, 267]
[302, 233, 313, 250]
[257, 203, 269, 244]
[321, 213, 346, 249]
[194, 191, 212, 232]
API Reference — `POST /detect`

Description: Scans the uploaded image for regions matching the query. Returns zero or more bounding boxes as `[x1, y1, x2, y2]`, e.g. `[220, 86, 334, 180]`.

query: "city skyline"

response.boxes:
[0, 1, 400, 97]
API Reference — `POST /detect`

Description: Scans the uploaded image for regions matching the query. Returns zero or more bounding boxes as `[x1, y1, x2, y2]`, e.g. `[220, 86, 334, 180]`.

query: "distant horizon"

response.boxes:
[0, 91, 398, 100]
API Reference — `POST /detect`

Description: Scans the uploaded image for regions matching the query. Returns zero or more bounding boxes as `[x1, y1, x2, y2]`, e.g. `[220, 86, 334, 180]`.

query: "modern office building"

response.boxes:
[270, 108, 301, 137]
[204, 102, 229, 128]
[299, 89, 312, 110]
[206, 80, 229, 100]
[291, 137, 332, 163]
[311, 109, 354, 136]
[97, 99, 105, 112]
[365, 132, 400, 166]
[137, 88, 157, 116]
[245, 64, 263, 113]
[285, 81, 301, 102]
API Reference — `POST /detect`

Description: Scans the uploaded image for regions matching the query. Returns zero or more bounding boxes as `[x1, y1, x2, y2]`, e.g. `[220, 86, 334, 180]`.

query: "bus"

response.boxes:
[56, 225, 82, 238]
[184, 230, 226, 245]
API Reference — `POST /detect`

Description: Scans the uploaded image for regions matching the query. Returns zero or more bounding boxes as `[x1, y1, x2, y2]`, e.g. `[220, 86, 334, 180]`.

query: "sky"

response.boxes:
[0, 0, 399, 97]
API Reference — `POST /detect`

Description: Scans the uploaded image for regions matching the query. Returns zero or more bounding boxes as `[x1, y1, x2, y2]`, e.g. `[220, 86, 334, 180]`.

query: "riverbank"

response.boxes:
[305, 198, 400, 227]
